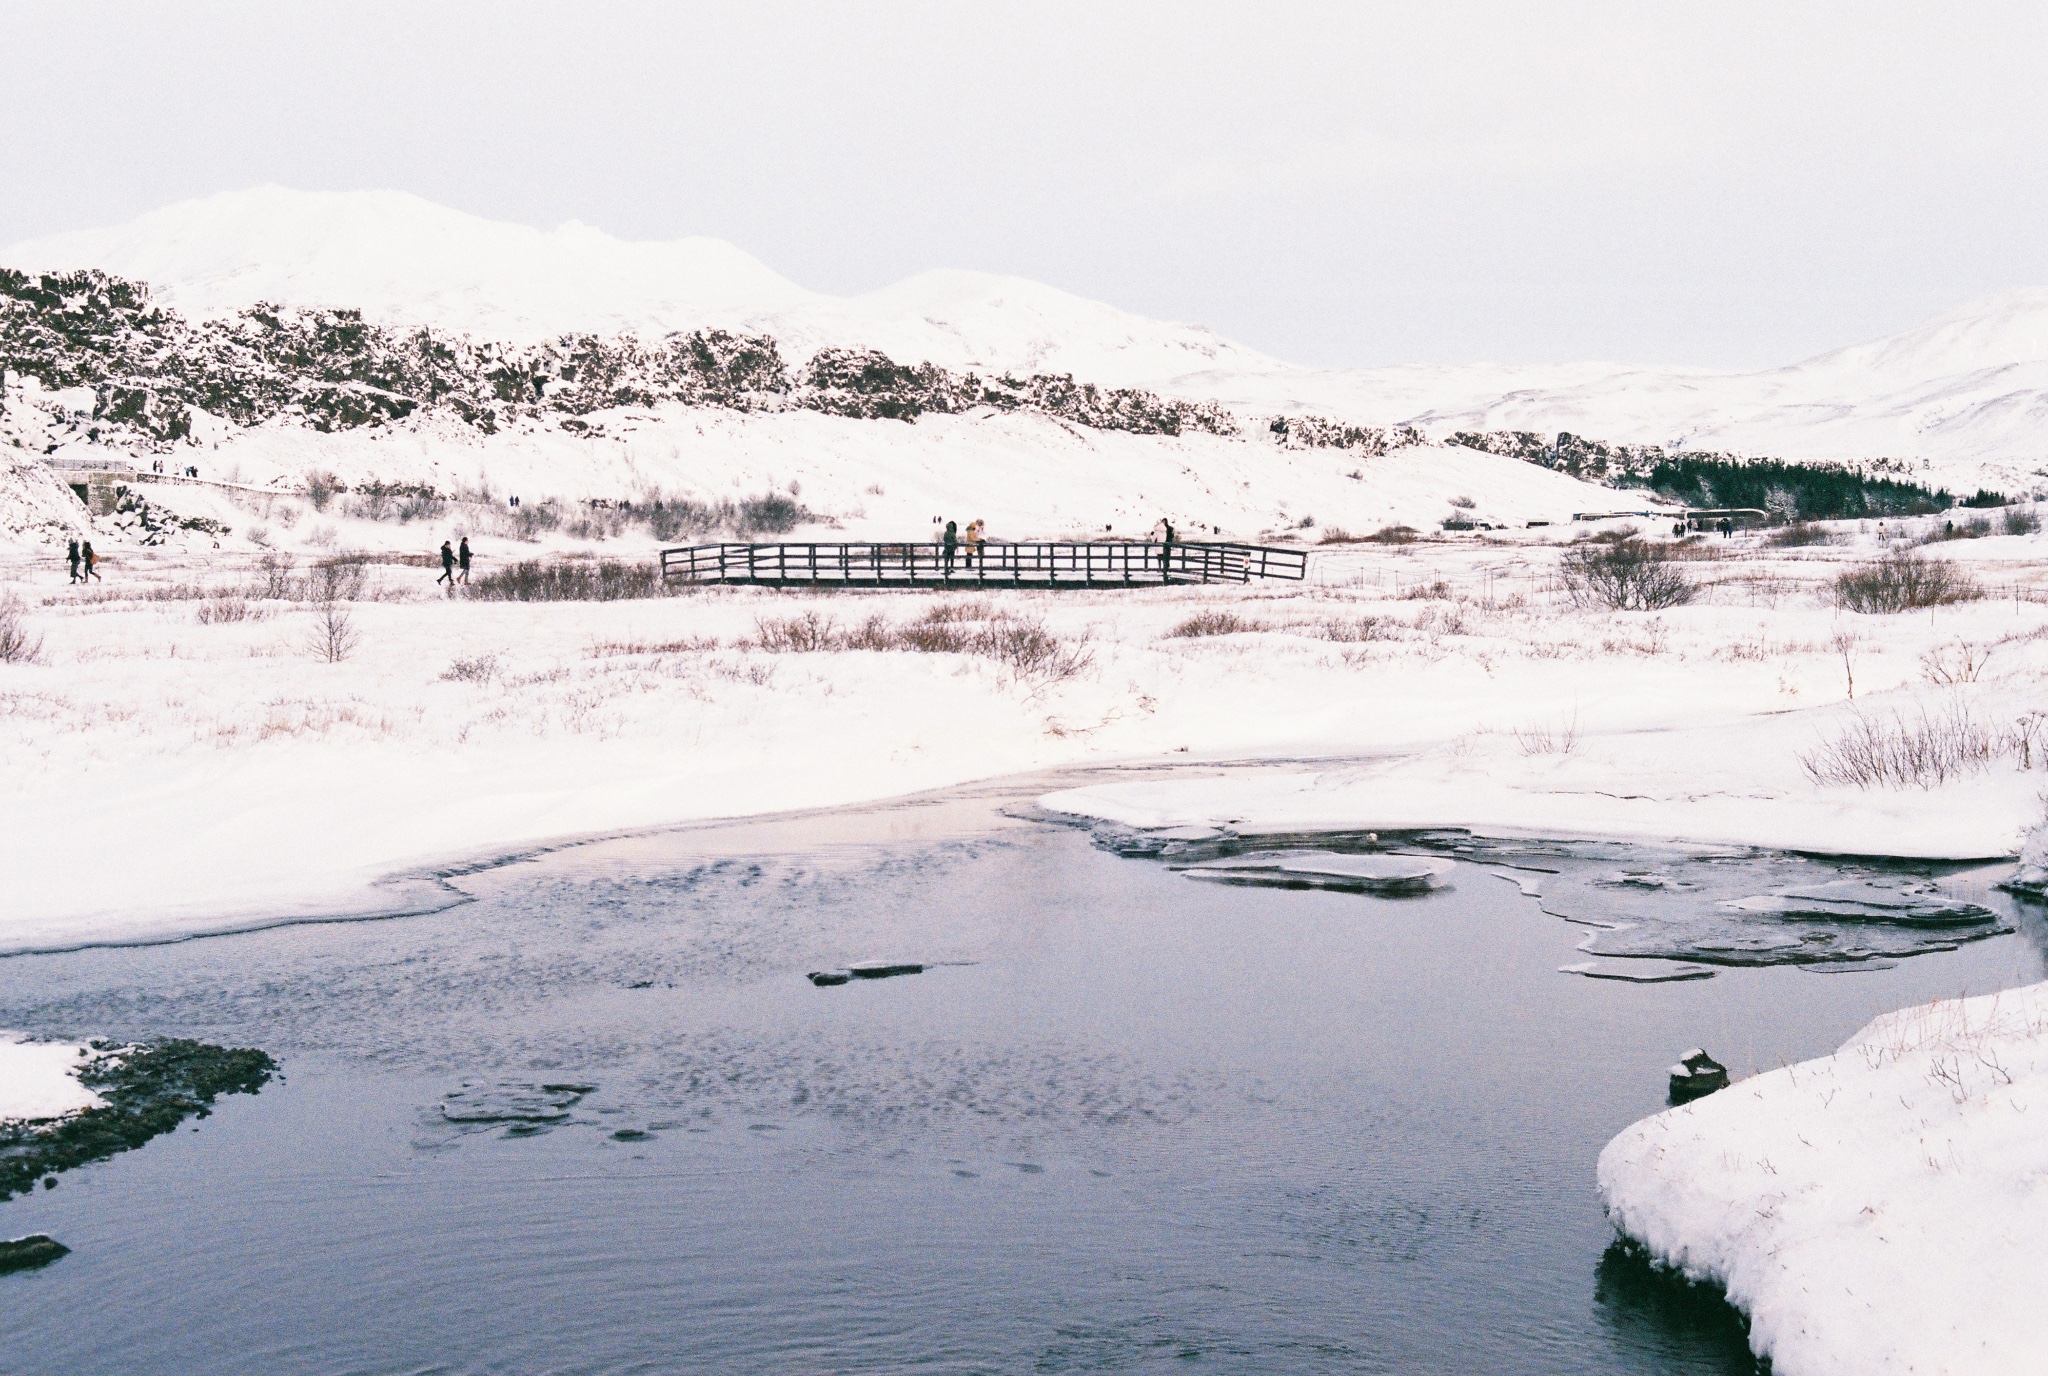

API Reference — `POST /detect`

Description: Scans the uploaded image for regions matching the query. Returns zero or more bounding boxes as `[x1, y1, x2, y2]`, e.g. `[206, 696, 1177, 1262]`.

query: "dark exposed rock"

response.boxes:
[0, 1038, 275, 1203]
[440, 1082, 594, 1124]
[847, 962, 925, 980]
[1668, 1050, 1730, 1104]
[0, 1234, 69, 1275]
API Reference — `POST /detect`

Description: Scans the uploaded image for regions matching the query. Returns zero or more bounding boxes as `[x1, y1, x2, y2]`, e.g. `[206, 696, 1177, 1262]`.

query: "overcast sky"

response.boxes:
[5, 2, 2045, 369]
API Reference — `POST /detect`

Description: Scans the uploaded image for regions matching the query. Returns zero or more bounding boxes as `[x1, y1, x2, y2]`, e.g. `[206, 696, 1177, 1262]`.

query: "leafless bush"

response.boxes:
[397, 493, 446, 523]
[1365, 525, 1419, 544]
[253, 552, 298, 600]
[1514, 713, 1580, 756]
[1833, 551, 1980, 613]
[305, 470, 345, 512]
[1168, 610, 1265, 638]
[2002, 506, 2042, 536]
[1401, 579, 1453, 601]
[441, 652, 499, 683]
[750, 603, 1092, 682]
[1920, 514, 1994, 544]
[308, 602, 359, 664]
[467, 559, 666, 602]
[195, 596, 256, 625]
[306, 554, 370, 604]
[1317, 527, 1357, 545]
[1559, 539, 1698, 610]
[0, 595, 44, 664]
[1920, 642, 1993, 686]
[1767, 522, 1838, 548]
[1801, 699, 2015, 789]
[1316, 615, 1393, 642]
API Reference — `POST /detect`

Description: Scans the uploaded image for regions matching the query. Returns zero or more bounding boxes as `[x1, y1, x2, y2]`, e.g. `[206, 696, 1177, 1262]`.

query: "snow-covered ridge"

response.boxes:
[11, 188, 2048, 492]
[1, 187, 1277, 388]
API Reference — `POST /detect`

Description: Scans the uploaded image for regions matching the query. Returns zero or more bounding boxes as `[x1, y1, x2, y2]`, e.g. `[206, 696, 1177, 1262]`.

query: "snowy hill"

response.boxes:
[2, 187, 1277, 388]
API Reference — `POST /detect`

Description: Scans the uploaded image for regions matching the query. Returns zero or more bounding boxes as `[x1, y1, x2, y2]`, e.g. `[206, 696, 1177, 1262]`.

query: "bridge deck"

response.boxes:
[660, 541, 1307, 588]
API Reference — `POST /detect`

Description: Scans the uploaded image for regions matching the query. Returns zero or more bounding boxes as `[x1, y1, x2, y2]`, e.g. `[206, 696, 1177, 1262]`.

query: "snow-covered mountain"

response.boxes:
[2, 187, 1277, 389]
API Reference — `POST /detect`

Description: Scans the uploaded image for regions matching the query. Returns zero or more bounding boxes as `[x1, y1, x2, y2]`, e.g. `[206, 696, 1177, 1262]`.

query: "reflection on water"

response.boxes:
[0, 791, 2040, 1374]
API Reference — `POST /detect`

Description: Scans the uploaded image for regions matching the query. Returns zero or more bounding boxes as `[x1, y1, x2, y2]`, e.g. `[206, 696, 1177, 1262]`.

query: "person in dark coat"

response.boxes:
[81, 541, 101, 582]
[1158, 517, 1176, 574]
[437, 541, 456, 586]
[942, 520, 958, 573]
[66, 539, 80, 584]
[457, 537, 472, 584]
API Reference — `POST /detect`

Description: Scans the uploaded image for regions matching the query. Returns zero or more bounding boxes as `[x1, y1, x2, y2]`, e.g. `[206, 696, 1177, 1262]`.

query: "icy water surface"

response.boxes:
[0, 789, 2041, 1375]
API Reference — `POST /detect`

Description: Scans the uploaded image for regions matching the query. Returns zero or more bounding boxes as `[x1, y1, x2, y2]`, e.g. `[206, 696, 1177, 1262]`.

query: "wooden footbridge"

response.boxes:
[659, 540, 1308, 589]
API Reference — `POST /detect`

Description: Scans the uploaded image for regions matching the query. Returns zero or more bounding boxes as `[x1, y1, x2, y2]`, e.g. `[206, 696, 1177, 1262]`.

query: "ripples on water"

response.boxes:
[0, 796, 2041, 1374]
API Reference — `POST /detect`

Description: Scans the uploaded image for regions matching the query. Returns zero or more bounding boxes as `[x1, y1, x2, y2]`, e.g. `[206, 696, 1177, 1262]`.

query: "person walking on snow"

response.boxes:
[942, 520, 958, 574]
[81, 541, 101, 582]
[66, 539, 80, 584]
[437, 540, 456, 587]
[457, 537, 472, 584]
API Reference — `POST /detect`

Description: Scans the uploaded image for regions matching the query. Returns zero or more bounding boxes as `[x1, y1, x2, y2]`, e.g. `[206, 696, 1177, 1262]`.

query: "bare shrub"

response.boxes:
[1767, 522, 1838, 548]
[1401, 579, 1453, 601]
[1365, 525, 1418, 544]
[737, 493, 809, 536]
[397, 493, 446, 523]
[1559, 539, 1697, 610]
[468, 560, 665, 602]
[1920, 642, 1992, 686]
[0, 595, 44, 664]
[308, 602, 359, 663]
[1919, 514, 1994, 544]
[1833, 552, 1980, 613]
[305, 470, 345, 512]
[1168, 610, 1264, 638]
[253, 552, 298, 600]
[1316, 615, 1392, 642]
[1800, 698, 2025, 789]
[1514, 713, 1580, 756]
[753, 611, 839, 652]
[441, 652, 499, 683]
[2002, 506, 2042, 536]
[750, 603, 1091, 682]
[195, 596, 256, 625]
[307, 553, 370, 604]
[1317, 527, 1356, 544]
[1448, 495, 1476, 510]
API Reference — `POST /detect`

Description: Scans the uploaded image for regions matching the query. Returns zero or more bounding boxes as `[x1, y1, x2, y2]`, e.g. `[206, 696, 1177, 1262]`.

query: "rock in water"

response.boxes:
[0, 1235, 69, 1275]
[848, 962, 925, 980]
[807, 970, 852, 986]
[1173, 852, 1452, 896]
[1668, 1049, 1730, 1104]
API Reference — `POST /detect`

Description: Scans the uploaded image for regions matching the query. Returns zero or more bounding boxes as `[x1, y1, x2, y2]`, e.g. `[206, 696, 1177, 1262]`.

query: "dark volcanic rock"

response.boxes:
[0, 1039, 275, 1203]
[1668, 1050, 1730, 1104]
[0, 1234, 69, 1275]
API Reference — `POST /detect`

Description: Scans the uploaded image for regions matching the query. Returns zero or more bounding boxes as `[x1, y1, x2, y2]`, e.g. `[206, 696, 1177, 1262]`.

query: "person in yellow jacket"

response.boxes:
[964, 519, 985, 568]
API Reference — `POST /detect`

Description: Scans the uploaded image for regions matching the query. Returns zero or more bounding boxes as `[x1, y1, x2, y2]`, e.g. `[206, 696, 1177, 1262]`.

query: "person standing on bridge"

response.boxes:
[942, 519, 958, 574]
[457, 536, 472, 584]
[1156, 517, 1176, 574]
[964, 519, 985, 568]
[437, 540, 457, 588]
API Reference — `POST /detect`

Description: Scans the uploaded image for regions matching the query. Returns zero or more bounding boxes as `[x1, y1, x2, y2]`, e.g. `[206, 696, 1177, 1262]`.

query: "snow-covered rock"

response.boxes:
[1598, 982, 2048, 1375]
[0, 1036, 101, 1124]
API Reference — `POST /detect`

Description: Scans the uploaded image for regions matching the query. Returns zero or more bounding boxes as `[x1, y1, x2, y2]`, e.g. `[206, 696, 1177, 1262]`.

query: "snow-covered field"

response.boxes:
[5, 518, 2044, 953]
[1598, 983, 2048, 1376]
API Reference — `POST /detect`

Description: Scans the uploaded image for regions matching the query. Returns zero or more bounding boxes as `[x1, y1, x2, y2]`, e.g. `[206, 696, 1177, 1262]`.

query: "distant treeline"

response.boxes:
[1448, 429, 1975, 519]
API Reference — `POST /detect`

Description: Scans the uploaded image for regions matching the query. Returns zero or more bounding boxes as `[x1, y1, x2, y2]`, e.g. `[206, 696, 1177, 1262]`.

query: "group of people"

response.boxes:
[939, 518, 987, 572]
[145, 460, 199, 478]
[65, 539, 100, 583]
[437, 537, 473, 586]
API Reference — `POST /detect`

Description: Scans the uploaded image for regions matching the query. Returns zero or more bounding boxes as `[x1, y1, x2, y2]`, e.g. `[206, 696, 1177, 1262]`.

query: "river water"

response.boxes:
[1, 781, 2040, 1374]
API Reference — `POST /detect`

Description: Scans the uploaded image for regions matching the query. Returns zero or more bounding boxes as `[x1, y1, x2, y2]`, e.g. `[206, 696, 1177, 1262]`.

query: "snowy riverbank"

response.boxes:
[0, 1036, 100, 1125]
[1598, 981, 2048, 1376]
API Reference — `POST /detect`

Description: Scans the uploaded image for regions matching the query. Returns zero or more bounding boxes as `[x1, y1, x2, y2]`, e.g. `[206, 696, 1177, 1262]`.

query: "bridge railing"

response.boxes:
[659, 541, 1307, 586]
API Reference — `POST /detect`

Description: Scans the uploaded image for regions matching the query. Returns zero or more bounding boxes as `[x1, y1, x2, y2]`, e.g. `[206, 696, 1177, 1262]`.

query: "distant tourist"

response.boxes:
[81, 541, 101, 582]
[942, 519, 958, 573]
[1157, 517, 1176, 572]
[437, 541, 456, 587]
[964, 519, 985, 568]
[458, 537, 472, 584]
[66, 539, 80, 584]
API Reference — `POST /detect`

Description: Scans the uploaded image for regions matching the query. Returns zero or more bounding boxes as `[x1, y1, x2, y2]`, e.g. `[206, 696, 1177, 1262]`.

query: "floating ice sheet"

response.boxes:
[1094, 824, 2014, 974]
